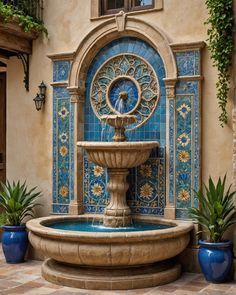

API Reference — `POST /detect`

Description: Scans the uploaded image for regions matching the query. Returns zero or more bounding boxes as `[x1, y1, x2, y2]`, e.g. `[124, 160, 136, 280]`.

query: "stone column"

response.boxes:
[103, 168, 131, 227]
[68, 86, 84, 215]
[164, 78, 177, 220]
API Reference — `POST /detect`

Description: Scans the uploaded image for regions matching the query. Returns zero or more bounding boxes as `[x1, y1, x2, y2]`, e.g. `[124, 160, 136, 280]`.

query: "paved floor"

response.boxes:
[0, 247, 235, 295]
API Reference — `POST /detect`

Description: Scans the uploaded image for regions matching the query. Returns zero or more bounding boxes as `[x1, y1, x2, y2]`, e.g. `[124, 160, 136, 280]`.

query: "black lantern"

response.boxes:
[33, 81, 46, 111]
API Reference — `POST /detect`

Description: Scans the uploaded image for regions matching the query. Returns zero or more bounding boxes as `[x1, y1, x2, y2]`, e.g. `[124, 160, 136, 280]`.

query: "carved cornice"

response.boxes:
[178, 75, 204, 81]
[51, 81, 68, 87]
[48, 52, 75, 61]
[170, 41, 206, 52]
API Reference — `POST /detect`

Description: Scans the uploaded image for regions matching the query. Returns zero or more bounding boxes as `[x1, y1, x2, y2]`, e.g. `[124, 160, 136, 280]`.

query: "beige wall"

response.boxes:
[5, 0, 234, 222]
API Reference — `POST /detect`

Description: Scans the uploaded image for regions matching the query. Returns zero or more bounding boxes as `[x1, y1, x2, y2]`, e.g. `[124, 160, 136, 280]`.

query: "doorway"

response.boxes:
[0, 72, 6, 185]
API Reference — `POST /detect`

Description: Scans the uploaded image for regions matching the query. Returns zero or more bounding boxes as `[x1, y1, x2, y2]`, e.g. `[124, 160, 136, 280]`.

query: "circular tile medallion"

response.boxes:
[90, 54, 160, 129]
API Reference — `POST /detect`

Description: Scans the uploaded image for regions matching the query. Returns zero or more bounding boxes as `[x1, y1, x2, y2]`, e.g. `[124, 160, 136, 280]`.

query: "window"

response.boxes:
[101, 0, 154, 15]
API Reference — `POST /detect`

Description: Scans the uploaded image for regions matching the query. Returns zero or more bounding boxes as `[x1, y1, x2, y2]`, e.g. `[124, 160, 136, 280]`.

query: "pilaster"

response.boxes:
[68, 86, 84, 215]
[164, 78, 177, 220]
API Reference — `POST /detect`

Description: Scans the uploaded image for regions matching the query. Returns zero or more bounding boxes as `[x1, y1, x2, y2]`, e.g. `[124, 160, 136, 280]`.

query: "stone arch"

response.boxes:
[68, 16, 177, 90]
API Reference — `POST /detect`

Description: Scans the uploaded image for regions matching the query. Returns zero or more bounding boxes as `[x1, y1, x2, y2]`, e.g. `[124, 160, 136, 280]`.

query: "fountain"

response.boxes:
[27, 109, 193, 290]
[80, 113, 158, 227]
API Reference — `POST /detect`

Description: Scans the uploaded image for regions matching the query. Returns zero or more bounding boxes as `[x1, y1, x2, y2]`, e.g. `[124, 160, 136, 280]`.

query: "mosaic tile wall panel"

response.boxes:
[53, 61, 71, 82]
[52, 61, 74, 214]
[175, 80, 200, 219]
[127, 147, 165, 215]
[175, 51, 200, 76]
[51, 44, 201, 218]
[167, 50, 201, 219]
[84, 37, 166, 215]
[83, 155, 109, 213]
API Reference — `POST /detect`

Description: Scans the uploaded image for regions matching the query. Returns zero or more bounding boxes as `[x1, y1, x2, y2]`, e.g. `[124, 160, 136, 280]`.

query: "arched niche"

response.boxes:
[67, 15, 177, 216]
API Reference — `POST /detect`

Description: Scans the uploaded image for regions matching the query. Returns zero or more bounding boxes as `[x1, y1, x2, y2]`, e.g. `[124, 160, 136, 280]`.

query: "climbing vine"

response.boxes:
[0, 1, 47, 35]
[205, 0, 234, 126]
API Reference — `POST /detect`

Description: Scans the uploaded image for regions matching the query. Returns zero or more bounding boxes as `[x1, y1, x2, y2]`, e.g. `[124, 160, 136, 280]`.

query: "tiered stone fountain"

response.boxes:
[27, 113, 193, 290]
[80, 114, 158, 227]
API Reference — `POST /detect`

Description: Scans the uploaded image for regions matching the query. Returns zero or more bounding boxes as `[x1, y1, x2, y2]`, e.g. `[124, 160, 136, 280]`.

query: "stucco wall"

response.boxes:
[5, 0, 234, 222]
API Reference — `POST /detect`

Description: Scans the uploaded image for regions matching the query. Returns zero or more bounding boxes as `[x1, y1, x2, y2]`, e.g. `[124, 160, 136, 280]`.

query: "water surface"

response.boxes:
[47, 220, 174, 232]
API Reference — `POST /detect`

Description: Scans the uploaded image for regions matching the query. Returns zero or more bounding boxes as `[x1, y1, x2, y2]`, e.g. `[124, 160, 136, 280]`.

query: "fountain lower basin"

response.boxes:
[27, 215, 193, 290]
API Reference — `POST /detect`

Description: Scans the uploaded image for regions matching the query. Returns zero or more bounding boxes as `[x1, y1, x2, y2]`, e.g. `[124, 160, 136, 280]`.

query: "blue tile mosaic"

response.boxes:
[84, 37, 166, 216]
[176, 94, 192, 209]
[52, 204, 69, 214]
[174, 80, 200, 219]
[51, 41, 201, 220]
[176, 208, 191, 220]
[83, 155, 109, 214]
[127, 147, 165, 215]
[169, 99, 175, 205]
[175, 51, 200, 76]
[53, 84, 74, 213]
[53, 61, 71, 82]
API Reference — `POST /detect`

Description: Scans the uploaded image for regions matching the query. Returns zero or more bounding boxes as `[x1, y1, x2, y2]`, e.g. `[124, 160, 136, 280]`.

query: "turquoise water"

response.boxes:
[47, 220, 173, 232]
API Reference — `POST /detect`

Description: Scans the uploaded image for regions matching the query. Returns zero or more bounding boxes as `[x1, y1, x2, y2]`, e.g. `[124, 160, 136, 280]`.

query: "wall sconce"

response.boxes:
[33, 81, 46, 111]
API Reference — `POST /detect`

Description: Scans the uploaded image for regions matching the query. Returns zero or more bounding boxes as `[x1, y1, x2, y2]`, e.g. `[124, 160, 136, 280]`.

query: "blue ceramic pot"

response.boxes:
[198, 240, 233, 283]
[2, 225, 28, 263]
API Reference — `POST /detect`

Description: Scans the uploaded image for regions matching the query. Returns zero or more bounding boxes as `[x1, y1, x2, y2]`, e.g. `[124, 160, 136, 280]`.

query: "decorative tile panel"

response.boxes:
[51, 42, 201, 220]
[90, 54, 160, 129]
[53, 61, 71, 82]
[84, 37, 166, 215]
[83, 155, 109, 213]
[52, 82, 74, 213]
[175, 51, 200, 76]
[127, 147, 165, 215]
[169, 99, 175, 205]
[175, 80, 200, 219]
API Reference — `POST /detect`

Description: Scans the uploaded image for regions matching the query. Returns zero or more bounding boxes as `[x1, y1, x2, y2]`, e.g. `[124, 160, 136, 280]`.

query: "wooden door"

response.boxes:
[0, 72, 6, 185]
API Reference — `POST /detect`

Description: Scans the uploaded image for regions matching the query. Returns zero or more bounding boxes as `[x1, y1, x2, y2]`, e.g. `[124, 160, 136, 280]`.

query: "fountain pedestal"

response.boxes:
[104, 168, 131, 227]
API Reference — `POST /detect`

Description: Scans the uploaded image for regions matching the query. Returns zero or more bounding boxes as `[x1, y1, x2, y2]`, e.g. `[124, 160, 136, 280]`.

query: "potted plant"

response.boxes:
[189, 175, 236, 283]
[0, 181, 41, 263]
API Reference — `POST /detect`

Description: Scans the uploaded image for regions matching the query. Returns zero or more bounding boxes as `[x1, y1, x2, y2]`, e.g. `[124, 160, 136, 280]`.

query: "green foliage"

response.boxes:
[0, 1, 47, 35]
[0, 212, 7, 226]
[205, 0, 234, 126]
[0, 181, 42, 226]
[189, 175, 236, 242]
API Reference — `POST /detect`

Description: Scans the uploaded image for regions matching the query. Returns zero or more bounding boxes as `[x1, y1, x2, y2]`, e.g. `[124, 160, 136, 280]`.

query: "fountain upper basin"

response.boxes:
[77, 141, 159, 168]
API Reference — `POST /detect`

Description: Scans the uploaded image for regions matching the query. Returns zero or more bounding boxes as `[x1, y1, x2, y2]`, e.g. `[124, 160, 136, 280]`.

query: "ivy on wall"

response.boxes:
[205, 0, 234, 126]
[0, 1, 47, 35]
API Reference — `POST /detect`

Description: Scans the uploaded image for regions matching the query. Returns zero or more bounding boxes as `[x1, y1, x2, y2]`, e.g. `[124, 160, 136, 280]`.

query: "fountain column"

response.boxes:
[104, 168, 131, 227]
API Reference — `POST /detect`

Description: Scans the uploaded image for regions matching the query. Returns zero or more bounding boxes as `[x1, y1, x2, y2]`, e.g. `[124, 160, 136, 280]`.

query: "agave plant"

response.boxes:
[189, 175, 236, 243]
[0, 181, 41, 226]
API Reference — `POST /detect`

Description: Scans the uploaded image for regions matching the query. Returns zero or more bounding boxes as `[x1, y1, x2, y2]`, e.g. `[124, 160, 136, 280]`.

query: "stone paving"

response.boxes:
[0, 247, 235, 295]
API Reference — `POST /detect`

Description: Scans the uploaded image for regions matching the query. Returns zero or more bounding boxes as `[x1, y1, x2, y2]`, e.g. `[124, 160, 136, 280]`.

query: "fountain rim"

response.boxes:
[26, 215, 193, 243]
[77, 141, 159, 149]
[100, 114, 137, 120]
